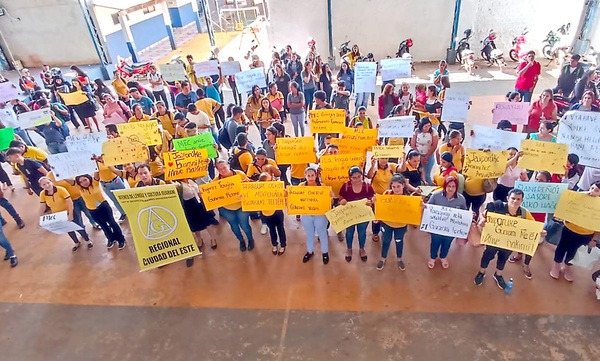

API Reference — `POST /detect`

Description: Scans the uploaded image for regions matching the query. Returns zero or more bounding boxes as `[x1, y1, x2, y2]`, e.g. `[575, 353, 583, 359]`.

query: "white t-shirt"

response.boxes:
[577, 167, 600, 191]
[147, 72, 164, 92]
[0, 105, 19, 129]
[415, 129, 438, 155]
[498, 165, 525, 188]
[186, 110, 211, 134]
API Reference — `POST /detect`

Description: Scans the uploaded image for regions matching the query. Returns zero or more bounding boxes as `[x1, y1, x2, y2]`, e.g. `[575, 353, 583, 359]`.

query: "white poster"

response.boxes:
[17, 108, 52, 129]
[159, 63, 187, 82]
[557, 111, 600, 168]
[469, 125, 528, 151]
[0, 81, 20, 103]
[380, 58, 411, 81]
[47, 151, 98, 180]
[66, 132, 108, 157]
[220, 61, 241, 76]
[235, 67, 266, 93]
[377, 116, 415, 138]
[441, 88, 470, 123]
[419, 204, 472, 238]
[40, 211, 83, 234]
[353, 62, 377, 93]
[193, 60, 220, 78]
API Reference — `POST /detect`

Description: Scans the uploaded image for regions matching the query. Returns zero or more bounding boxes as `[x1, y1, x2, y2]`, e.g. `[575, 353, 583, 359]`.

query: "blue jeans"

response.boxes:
[516, 88, 532, 102]
[289, 112, 305, 137]
[101, 177, 126, 216]
[346, 221, 368, 249]
[73, 198, 96, 226]
[430, 234, 454, 259]
[47, 142, 68, 154]
[354, 93, 369, 114]
[301, 215, 329, 254]
[381, 224, 407, 259]
[14, 128, 33, 146]
[0, 197, 19, 219]
[0, 214, 15, 258]
[290, 177, 302, 186]
[423, 153, 436, 185]
[218, 207, 254, 244]
[303, 87, 315, 110]
[211, 124, 220, 147]
[372, 221, 381, 236]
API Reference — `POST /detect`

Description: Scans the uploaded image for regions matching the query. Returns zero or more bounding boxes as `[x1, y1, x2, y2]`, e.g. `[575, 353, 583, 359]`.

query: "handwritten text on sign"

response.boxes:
[492, 102, 530, 125]
[353, 62, 377, 93]
[309, 109, 346, 133]
[47, 151, 98, 180]
[377, 116, 415, 138]
[163, 149, 209, 180]
[480, 212, 544, 256]
[518, 139, 568, 174]
[199, 175, 242, 211]
[241, 181, 285, 212]
[220, 61, 241, 76]
[276, 136, 316, 164]
[514, 181, 568, 213]
[173, 132, 217, 158]
[159, 63, 187, 82]
[342, 127, 378, 147]
[330, 138, 369, 154]
[380, 58, 411, 81]
[554, 190, 600, 232]
[420, 204, 472, 238]
[286, 186, 332, 215]
[469, 124, 527, 151]
[17, 108, 52, 129]
[117, 121, 161, 146]
[326, 199, 375, 233]
[441, 88, 470, 123]
[235, 67, 266, 93]
[462, 149, 509, 179]
[320, 153, 365, 185]
[372, 145, 405, 159]
[193, 60, 220, 77]
[66, 132, 107, 156]
[557, 111, 600, 168]
[375, 194, 422, 225]
[40, 211, 83, 235]
[102, 137, 148, 166]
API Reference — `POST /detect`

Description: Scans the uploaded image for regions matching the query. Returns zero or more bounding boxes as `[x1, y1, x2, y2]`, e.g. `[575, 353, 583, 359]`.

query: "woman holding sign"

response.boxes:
[71, 79, 100, 133]
[299, 166, 331, 264]
[525, 89, 557, 133]
[410, 117, 439, 185]
[256, 98, 280, 141]
[367, 158, 399, 242]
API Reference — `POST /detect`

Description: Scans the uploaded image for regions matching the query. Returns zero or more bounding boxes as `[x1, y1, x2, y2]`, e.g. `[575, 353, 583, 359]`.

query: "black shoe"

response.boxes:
[240, 242, 247, 252]
[107, 240, 115, 249]
[474, 272, 485, 286]
[302, 252, 313, 263]
[118, 242, 126, 250]
[9, 256, 17, 267]
[1, 218, 6, 226]
[186, 258, 194, 267]
[247, 240, 255, 251]
[118, 214, 127, 224]
[494, 273, 507, 289]
[3, 252, 9, 261]
[15, 218, 24, 229]
[323, 253, 329, 264]
[87, 241, 94, 249]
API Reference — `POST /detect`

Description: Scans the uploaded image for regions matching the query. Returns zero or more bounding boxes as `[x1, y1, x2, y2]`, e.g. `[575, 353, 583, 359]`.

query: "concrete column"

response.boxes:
[118, 10, 139, 62]
[191, 0, 203, 33]
[161, 1, 177, 50]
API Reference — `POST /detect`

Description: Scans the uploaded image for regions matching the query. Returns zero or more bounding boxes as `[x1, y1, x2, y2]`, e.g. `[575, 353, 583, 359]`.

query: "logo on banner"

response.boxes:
[138, 206, 177, 240]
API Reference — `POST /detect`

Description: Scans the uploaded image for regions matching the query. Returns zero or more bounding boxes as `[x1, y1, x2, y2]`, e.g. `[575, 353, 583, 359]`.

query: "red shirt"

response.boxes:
[515, 61, 541, 91]
[339, 181, 375, 202]
[527, 100, 556, 131]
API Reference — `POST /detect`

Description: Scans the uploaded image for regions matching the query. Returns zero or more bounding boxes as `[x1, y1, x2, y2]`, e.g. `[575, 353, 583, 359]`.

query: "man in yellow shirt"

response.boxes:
[230, 133, 253, 173]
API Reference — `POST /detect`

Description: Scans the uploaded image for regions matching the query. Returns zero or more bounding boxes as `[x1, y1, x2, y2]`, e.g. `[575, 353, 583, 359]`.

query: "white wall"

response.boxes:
[95, 3, 165, 36]
[0, 0, 99, 67]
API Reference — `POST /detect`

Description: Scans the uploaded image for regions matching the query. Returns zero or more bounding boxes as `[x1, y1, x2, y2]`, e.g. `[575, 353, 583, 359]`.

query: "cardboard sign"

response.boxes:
[462, 149, 509, 179]
[342, 127, 378, 147]
[514, 181, 569, 213]
[0, 128, 15, 150]
[220, 61, 241, 76]
[286, 186, 332, 215]
[235, 67, 266, 93]
[17, 108, 52, 129]
[65, 132, 108, 157]
[117, 121, 161, 146]
[114, 184, 200, 271]
[371, 145, 405, 159]
[377, 116, 415, 138]
[557, 111, 600, 168]
[554, 190, 600, 232]
[193, 60, 220, 77]
[0, 81, 19, 102]
[102, 137, 149, 166]
[518, 139, 568, 174]
[320, 153, 365, 185]
[159, 63, 187, 82]
[470, 124, 527, 151]
[480, 212, 544, 256]
[241, 181, 286, 212]
[276, 137, 316, 164]
[420, 204, 472, 238]
[375, 194, 422, 225]
[40, 211, 84, 234]
[353, 62, 377, 93]
[58, 91, 88, 106]
[308, 109, 346, 133]
[163, 149, 209, 180]
[199, 174, 243, 211]
[492, 102, 530, 125]
[380, 58, 411, 81]
[326, 199, 375, 233]
[330, 138, 368, 154]
[441, 88, 470, 123]
[103, 113, 127, 125]
[173, 132, 218, 158]
[46, 151, 98, 180]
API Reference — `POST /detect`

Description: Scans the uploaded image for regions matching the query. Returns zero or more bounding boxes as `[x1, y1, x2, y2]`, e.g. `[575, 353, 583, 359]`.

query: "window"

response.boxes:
[142, 6, 156, 15]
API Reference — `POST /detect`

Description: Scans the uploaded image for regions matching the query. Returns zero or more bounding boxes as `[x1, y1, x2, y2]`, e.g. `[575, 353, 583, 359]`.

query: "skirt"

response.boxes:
[182, 198, 218, 232]
[73, 100, 96, 118]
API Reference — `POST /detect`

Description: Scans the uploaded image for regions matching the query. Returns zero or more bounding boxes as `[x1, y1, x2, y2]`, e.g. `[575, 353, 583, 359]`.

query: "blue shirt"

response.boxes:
[174, 92, 198, 113]
[433, 69, 449, 91]
[131, 96, 154, 115]
[203, 85, 221, 103]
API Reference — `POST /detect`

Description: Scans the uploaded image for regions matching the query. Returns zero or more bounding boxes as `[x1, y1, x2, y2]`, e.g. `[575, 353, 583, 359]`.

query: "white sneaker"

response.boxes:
[261, 224, 268, 235]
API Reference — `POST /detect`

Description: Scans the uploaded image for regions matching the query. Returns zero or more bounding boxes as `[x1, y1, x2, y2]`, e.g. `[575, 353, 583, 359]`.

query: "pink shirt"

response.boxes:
[103, 101, 128, 124]
[515, 61, 541, 91]
[499, 165, 525, 188]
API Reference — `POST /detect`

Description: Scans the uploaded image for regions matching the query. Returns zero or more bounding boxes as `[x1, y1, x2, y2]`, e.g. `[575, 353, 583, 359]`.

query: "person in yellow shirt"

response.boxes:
[128, 104, 151, 122]
[94, 156, 127, 222]
[366, 158, 399, 242]
[257, 172, 287, 255]
[51, 173, 99, 230]
[245, 85, 263, 121]
[433, 152, 458, 187]
[267, 83, 286, 120]
[135, 164, 166, 187]
[437, 130, 464, 172]
[185, 54, 204, 88]
[247, 148, 281, 181]
[195, 88, 221, 126]
[256, 98, 280, 141]
[154, 128, 173, 156]
[152, 102, 176, 135]
[290, 163, 308, 185]
[348, 106, 373, 129]
[174, 112, 189, 139]
[9, 140, 48, 185]
[111, 70, 129, 103]
[463, 176, 486, 218]
[38, 177, 92, 251]
[231, 133, 254, 173]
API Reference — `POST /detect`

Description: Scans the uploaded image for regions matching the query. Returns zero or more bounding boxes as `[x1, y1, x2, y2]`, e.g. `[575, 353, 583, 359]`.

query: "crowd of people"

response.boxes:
[0, 41, 598, 296]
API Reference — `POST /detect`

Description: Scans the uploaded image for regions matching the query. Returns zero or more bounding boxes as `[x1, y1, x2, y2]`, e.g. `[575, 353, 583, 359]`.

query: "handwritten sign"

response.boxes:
[0, 81, 19, 102]
[276, 136, 316, 164]
[441, 88, 470, 123]
[470, 124, 527, 151]
[159, 63, 187, 82]
[380, 58, 411, 81]
[342, 127, 378, 148]
[40, 211, 83, 234]
[103, 113, 127, 125]
[199, 175, 242, 211]
[117, 121, 161, 146]
[463, 149, 509, 179]
[557, 111, 600, 168]
[330, 138, 368, 154]
[518, 139, 568, 174]
[320, 153, 365, 197]
[220, 61, 241, 76]
[353, 62, 377, 93]
[375, 194, 422, 225]
[235, 67, 266, 93]
[514, 181, 568, 213]
[554, 190, 600, 232]
[308, 109, 346, 133]
[58, 91, 88, 106]
[480, 212, 544, 256]
[372, 145, 405, 159]
[326, 199, 375, 233]
[102, 137, 148, 166]
[163, 149, 209, 180]
[377, 116, 415, 138]
[65, 132, 108, 156]
[286, 186, 332, 215]
[193, 60, 220, 77]
[492, 102, 530, 125]
[420, 204, 472, 238]
[0, 128, 15, 150]
[17, 108, 52, 128]
[173, 132, 217, 158]
[47, 151, 98, 180]
[241, 181, 285, 212]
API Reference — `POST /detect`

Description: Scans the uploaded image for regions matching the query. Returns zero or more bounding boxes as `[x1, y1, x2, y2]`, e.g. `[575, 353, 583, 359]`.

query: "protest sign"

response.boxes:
[557, 111, 600, 168]
[276, 137, 316, 164]
[554, 190, 600, 232]
[514, 181, 568, 213]
[371, 145, 405, 159]
[235, 67, 266, 93]
[518, 139, 568, 174]
[342, 127, 378, 147]
[58, 91, 88, 106]
[159, 63, 187, 82]
[117, 121, 161, 146]
[308, 109, 346, 133]
[199, 174, 243, 211]
[241, 181, 286, 212]
[47, 151, 98, 180]
[480, 212, 544, 256]
[193, 60, 220, 77]
[286, 186, 332, 215]
[40, 211, 83, 235]
[420, 204, 473, 238]
[0, 81, 19, 102]
[380, 58, 411, 81]
[66, 132, 108, 156]
[463, 149, 509, 178]
[469, 125, 527, 151]
[173, 132, 218, 158]
[377, 116, 415, 138]
[330, 138, 369, 154]
[326, 199, 375, 233]
[163, 149, 209, 180]
[220, 61, 241, 76]
[353, 62, 377, 93]
[114, 184, 200, 271]
[102, 137, 148, 166]
[17, 108, 52, 129]
[375, 194, 422, 225]
[320, 153, 365, 196]
[103, 113, 127, 125]
[441, 88, 470, 123]
[492, 102, 530, 125]
[0, 128, 15, 150]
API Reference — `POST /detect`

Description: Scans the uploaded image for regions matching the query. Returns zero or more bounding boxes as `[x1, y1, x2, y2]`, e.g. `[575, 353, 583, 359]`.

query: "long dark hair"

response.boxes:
[75, 174, 94, 190]
[70, 65, 88, 78]
[418, 117, 433, 133]
[304, 166, 321, 186]
[260, 97, 276, 118]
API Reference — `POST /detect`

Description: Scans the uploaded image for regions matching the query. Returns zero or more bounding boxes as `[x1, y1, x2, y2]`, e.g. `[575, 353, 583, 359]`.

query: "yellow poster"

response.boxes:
[276, 137, 316, 164]
[480, 212, 544, 256]
[342, 127, 379, 147]
[309, 109, 346, 133]
[372, 145, 405, 159]
[462, 149, 509, 179]
[117, 121, 161, 146]
[287, 186, 332, 215]
[113, 184, 200, 271]
[518, 139, 569, 174]
[102, 137, 148, 166]
[330, 138, 370, 154]
[241, 181, 286, 212]
[163, 149, 209, 180]
[325, 199, 375, 233]
[375, 194, 423, 225]
[58, 91, 88, 106]
[554, 190, 600, 232]
[320, 153, 365, 196]
[199, 175, 242, 211]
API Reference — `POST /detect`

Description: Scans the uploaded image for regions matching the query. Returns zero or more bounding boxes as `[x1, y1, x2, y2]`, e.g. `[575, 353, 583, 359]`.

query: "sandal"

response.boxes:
[210, 239, 217, 250]
[359, 249, 367, 262]
[441, 258, 449, 269]
[372, 234, 380, 242]
[345, 249, 352, 262]
[272, 246, 278, 255]
[277, 247, 286, 256]
[427, 259, 436, 269]
[72, 243, 81, 252]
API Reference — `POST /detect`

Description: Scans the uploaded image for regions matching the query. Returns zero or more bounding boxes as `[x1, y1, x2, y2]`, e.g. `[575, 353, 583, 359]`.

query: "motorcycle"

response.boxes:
[542, 23, 570, 60]
[456, 29, 476, 74]
[481, 30, 506, 69]
[396, 38, 413, 58]
[116, 55, 152, 79]
[338, 40, 351, 62]
[509, 28, 528, 62]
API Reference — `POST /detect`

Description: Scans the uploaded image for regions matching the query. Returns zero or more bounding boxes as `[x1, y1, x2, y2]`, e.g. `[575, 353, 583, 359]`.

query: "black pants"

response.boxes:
[214, 106, 226, 128]
[264, 210, 287, 247]
[153, 90, 169, 107]
[480, 245, 512, 271]
[231, 82, 242, 105]
[91, 201, 125, 244]
[464, 192, 486, 218]
[554, 226, 592, 265]
[68, 230, 89, 244]
[0, 164, 12, 186]
[493, 184, 512, 202]
[278, 164, 289, 186]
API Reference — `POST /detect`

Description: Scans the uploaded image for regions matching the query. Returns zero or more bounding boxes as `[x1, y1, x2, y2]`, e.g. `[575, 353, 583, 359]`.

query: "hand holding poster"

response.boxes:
[518, 139, 568, 174]
[17, 108, 52, 129]
[66, 132, 108, 156]
[353, 62, 377, 93]
[241, 181, 285, 212]
[117, 121, 161, 146]
[492, 102, 530, 125]
[159, 63, 187, 82]
[514, 181, 568, 213]
[287, 186, 332, 215]
[557, 111, 600, 168]
[40, 211, 83, 234]
[308, 109, 346, 133]
[102, 137, 149, 166]
[441, 88, 470, 123]
[554, 190, 600, 232]
[375, 194, 422, 225]
[380, 58, 411, 81]
[462, 149, 509, 179]
[235, 67, 266, 93]
[199, 175, 242, 211]
[371, 145, 404, 159]
[480, 212, 544, 256]
[220, 61, 241, 76]
[276, 137, 316, 164]
[0, 128, 15, 150]
[173, 132, 218, 158]
[164, 149, 209, 180]
[0, 81, 19, 102]
[326, 199, 375, 233]
[420, 204, 473, 238]
[47, 151, 98, 180]
[377, 116, 415, 138]
[193, 60, 220, 77]
[470, 125, 527, 151]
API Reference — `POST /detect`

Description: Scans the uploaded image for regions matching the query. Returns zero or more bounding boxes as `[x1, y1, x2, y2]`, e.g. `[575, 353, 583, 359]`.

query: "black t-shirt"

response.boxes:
[402, 165, 423, 188]
[17, 158, 46, 194]
[275, 73, 291, 95]
[40, 123, 66, 144]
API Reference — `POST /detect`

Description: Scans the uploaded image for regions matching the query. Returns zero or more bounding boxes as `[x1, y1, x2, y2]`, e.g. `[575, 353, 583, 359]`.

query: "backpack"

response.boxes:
[228, 148, 249, 171]
[219, 120, 233, 149]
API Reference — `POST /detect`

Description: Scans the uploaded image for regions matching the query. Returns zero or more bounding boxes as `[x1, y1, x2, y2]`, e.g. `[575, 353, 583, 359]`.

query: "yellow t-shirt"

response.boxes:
[216, 170, 248, 210]
[233, 148, 253, 173]
[128, 114, 151, 123]
[256, 108, 280, 128]
[245, 96, 262, 120]
[155, 130, 173, 155]
[195, 98, 218, 124]
[381, 189, 408, 228]
[433, 169, 458, 187]
[78, 179, 106, 211]
[149, 157, 164, 177]
[54, 178, 82, 201]
[388, 138, 405, 146]
[152, 111, 176, 136]
[464, 177, 485, 196]
[96, 161, 117, 182]
[112, 79, 128, 97]
[439, 143, 465, 172]
[24, 146, 48, 161]
[125, 173, 139, 188]
[175, 125, 188, 139]
[40, 186, 71, 213]
[267, 92, 285, 112]
[565, 221, 595, 236]
[247, 159, 278, 179]
[371, 163, 398, 194]
[290, 163, 308, 179]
